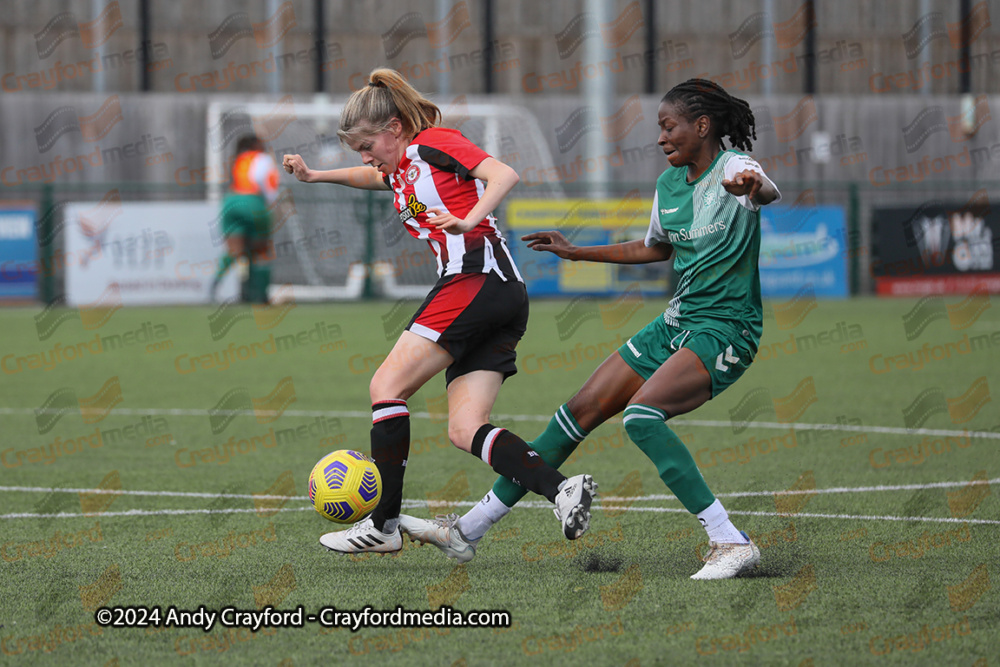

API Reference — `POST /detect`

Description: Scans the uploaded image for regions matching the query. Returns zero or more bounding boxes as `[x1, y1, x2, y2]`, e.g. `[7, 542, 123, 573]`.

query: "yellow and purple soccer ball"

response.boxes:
[308, 450, 381, 523]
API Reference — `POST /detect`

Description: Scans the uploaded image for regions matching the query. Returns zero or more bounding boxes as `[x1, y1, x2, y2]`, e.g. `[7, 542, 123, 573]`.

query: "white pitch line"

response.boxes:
[0, 485, 310, 501]
[677, 418, 1000, 440]
[547, 505, 1000, 526]
[2, 407, 999, 439]
[2, 479, 994, 503]
[1, 479, 995, 504]
[433, 503, 1000, 525]
[723, 510, 1000, 526]
[3, 503, 998, 526]
[0, 507, 314, 519]
[0, 407, 373, 419]
[603, 478, 999, 501]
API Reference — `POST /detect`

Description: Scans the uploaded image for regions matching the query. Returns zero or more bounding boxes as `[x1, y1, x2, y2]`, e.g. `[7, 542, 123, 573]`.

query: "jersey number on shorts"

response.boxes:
[715, 345, 740, 372]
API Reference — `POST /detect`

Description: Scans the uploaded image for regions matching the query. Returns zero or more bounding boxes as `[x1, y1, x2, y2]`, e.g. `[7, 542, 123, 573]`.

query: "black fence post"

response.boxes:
[315, 0, 327, 93]
[483, 0, 495, 93]
[139, 0, 151, 91]
[40, 183, 56, 304]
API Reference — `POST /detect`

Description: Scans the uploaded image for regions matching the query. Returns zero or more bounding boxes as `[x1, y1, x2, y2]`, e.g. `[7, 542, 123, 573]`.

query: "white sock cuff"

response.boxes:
[696, 499, 727, 528]
[480, 490, 512, 523]
[458, 491, 512, 542]
[697, 500, 749, 544]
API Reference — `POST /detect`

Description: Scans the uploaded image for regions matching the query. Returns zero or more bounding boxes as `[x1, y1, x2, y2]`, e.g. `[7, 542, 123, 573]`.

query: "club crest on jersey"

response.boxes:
[399, 193, 427, 223]
[404, 164, 420, 184]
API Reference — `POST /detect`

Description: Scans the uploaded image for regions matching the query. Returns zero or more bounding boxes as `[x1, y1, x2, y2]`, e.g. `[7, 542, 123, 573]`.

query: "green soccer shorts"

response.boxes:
[221, 193, 270, 240]
[618, 315, 756, 398]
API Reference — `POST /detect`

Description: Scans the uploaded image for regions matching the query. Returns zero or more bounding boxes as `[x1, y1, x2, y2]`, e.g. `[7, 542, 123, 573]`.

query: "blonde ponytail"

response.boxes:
[338, 68, 441, 142]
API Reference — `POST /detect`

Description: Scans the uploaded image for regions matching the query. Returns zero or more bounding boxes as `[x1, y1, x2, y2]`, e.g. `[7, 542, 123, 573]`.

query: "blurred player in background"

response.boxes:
[402, 79, 780, 580]
[210, 134, 280, 303]
[284, 67, 597, 555]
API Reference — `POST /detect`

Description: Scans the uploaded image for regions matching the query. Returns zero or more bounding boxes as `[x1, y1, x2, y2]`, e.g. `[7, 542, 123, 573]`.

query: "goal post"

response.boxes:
[204, 97, 562, 301]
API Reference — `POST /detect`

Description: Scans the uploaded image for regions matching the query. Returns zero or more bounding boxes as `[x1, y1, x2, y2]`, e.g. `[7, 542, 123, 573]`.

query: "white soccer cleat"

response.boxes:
[319, 517, 402, 554]
[553, 474, 597, 540]
[398, 513, 479, 563]
[690, 532, 761, 580]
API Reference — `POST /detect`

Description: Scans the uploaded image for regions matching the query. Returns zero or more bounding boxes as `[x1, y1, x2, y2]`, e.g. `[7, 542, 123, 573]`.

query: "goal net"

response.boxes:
[205, 97, 562, 301]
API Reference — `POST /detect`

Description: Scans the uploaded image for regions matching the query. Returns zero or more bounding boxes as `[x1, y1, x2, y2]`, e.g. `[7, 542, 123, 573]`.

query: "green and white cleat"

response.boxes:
[398, 513, 479, 563]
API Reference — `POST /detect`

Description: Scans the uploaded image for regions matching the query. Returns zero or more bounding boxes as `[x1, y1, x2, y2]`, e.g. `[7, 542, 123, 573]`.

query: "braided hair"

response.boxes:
[662, 79, 757, 152]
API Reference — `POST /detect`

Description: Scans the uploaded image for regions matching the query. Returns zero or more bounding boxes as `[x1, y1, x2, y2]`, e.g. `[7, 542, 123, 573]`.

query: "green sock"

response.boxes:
[212, 254, 234, 289]
[622, 404, 715, 514]
[259, 264, 272, 303]
[491, 403, 586, 507]
[239, 257, 251, 302]
[248, 263, 271, 303]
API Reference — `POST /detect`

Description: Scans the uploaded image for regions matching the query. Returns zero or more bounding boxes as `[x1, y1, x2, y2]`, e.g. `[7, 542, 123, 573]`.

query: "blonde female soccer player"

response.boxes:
[401, 78, 780, 580]
[284, 68, 597, 555]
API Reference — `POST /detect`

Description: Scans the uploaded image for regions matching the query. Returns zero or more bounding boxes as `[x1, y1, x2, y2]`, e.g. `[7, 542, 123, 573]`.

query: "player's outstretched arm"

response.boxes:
[282, 154, 389, 190]
[522, 232, 673, 264]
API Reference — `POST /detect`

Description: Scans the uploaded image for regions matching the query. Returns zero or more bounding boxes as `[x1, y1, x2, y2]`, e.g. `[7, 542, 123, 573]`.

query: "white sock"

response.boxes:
[458, 491, 511, 541]
[696, 499, 748, 544]
[382, 517, 399, 534]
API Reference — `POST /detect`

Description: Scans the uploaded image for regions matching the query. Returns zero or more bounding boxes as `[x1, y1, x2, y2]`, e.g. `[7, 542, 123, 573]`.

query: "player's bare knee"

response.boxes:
[369, 371, 406, 405]
[368, 375, 385, 404]
[447, 422, 475, 452]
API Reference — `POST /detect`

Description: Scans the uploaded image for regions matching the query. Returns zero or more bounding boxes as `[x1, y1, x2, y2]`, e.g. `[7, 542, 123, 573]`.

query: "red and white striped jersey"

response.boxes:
[384, 127, 522, 282]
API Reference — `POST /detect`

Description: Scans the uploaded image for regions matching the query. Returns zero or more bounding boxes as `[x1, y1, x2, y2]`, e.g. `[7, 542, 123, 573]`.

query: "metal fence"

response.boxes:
[5, 179, 997, 303]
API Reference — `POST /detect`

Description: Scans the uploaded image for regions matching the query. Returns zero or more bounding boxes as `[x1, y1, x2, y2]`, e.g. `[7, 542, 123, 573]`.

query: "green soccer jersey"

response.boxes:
[643, 149, 780, 350]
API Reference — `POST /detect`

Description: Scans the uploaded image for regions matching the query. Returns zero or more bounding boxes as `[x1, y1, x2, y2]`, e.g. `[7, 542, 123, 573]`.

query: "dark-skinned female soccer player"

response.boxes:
[401, 78, 780, 580]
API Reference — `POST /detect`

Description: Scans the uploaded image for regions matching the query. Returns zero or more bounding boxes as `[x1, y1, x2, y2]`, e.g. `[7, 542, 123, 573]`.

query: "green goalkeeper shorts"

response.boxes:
[221, 193, 270, 240]
[618, 315, 755, 398]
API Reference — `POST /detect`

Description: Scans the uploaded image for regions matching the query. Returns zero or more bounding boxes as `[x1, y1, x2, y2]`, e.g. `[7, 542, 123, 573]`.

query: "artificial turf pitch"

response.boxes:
[0, 296, 997, 665]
